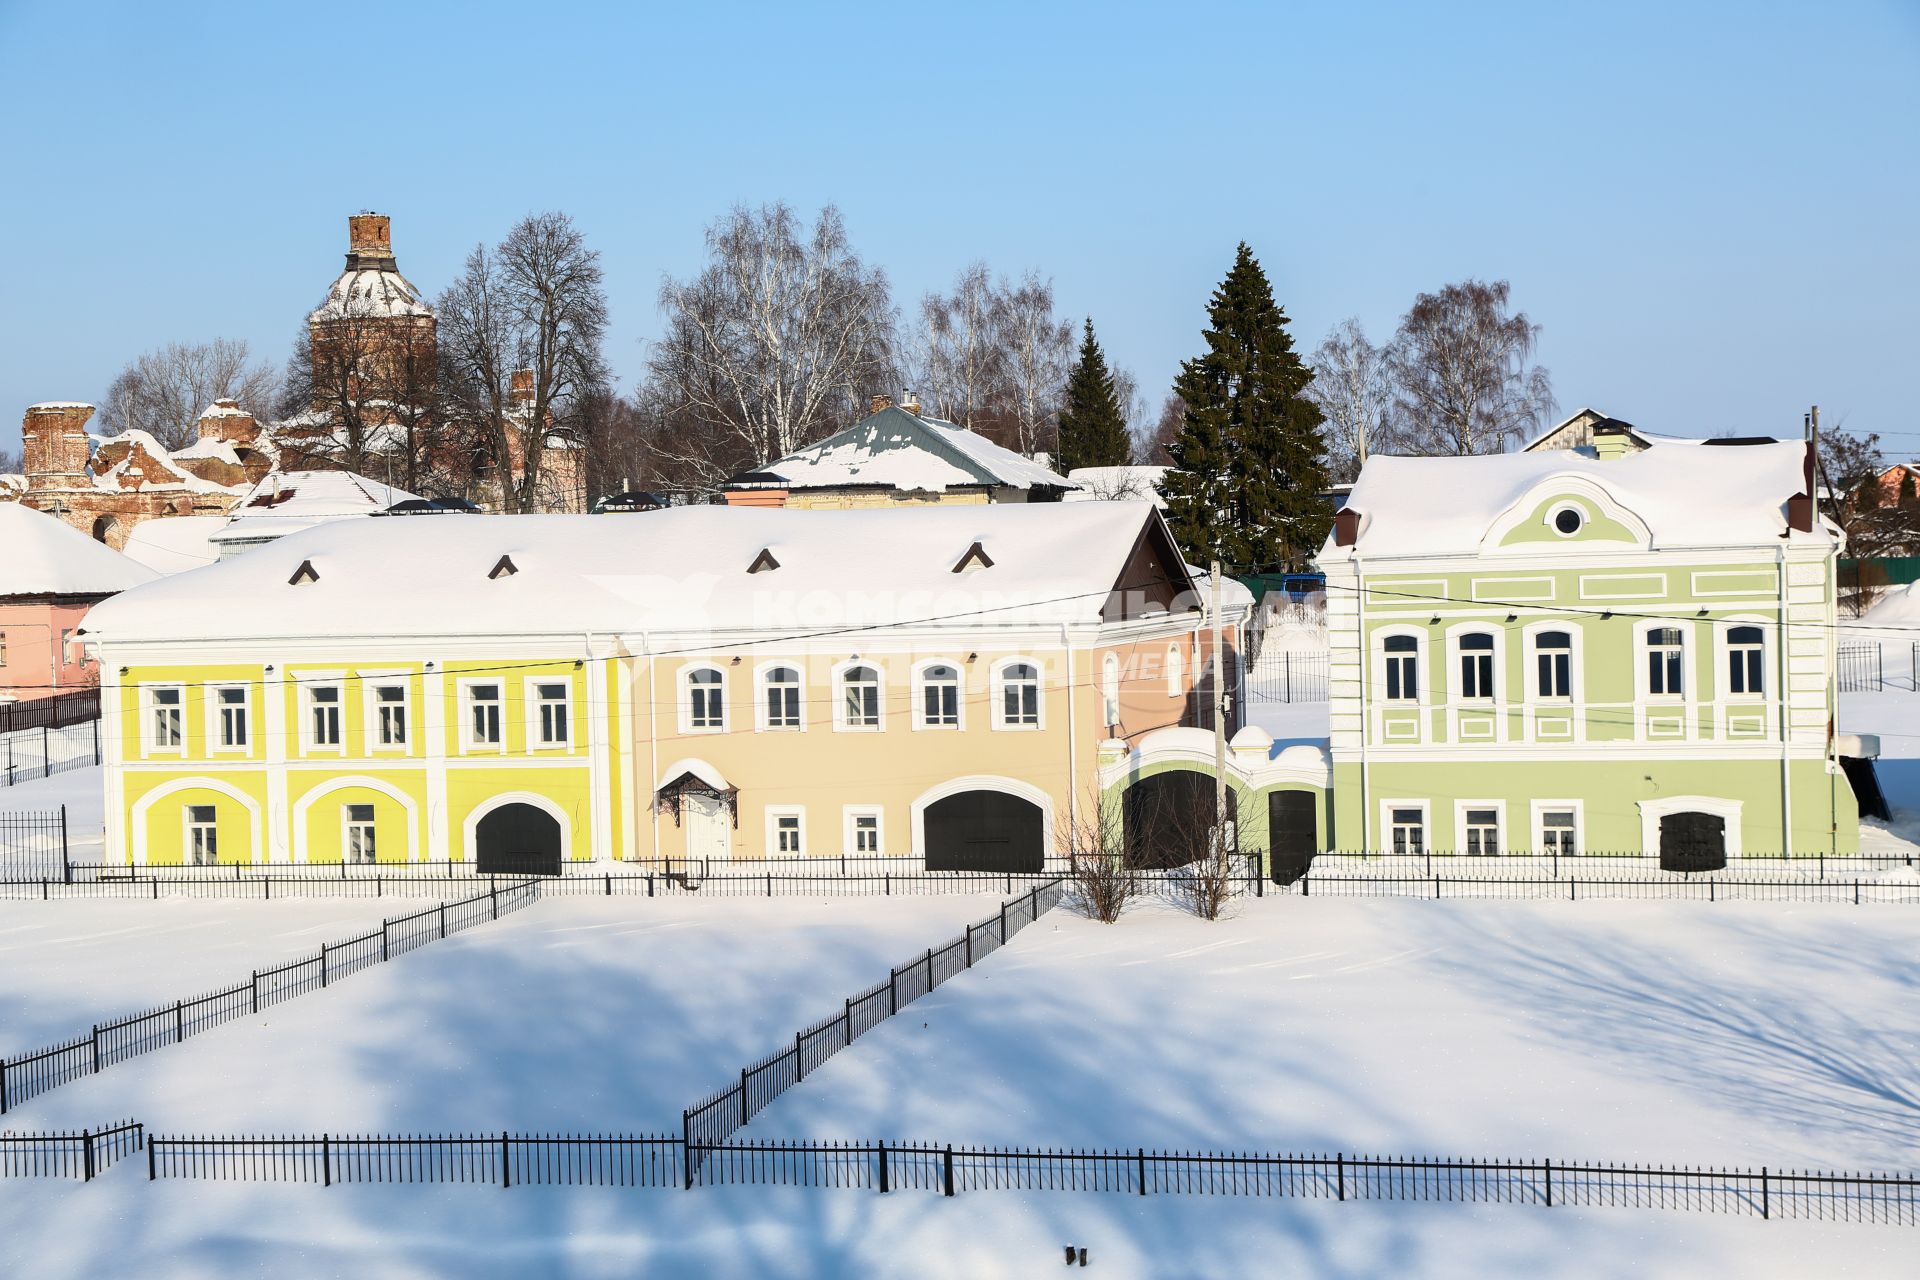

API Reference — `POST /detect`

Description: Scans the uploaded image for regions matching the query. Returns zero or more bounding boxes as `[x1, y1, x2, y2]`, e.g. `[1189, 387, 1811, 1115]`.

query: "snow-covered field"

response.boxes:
[764, 897, 1920, 1171]
[0, 898, 404, 1054]
[9, 894, 1002, 1134]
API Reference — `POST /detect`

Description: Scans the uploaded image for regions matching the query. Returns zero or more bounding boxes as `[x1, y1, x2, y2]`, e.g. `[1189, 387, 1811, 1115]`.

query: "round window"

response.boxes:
[1553, 507, 1583, 535]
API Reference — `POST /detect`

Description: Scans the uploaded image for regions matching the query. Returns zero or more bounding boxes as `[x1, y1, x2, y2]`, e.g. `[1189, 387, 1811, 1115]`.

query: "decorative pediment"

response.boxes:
[1481, 477, 1652, 554]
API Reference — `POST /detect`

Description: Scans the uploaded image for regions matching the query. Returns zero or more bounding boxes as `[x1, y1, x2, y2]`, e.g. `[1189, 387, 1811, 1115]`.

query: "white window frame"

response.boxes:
[1526, 624, 1578, 703]
[766, 805, 806, 857]
[1165, 645, 1183, 698]
[1637, 620, 1690, 701]
[459, 678, 506, 753]
[184, 803, 219, 865]
[843, 805, 883, 856]
[298, 676, 347, 754]
[1530, 800, 1582, 856]
[755, 661, 805, 732]
[913, 659, 964, 731]
[1374, 628, 1424, 705]
[1381, 799, 1430, 856]
[342, 802, 378, 865]
[205, 683, 250, 754]
[680, 663, 728, 734]
[367, 678, 411, 752]
[1454, 800, 1507, 856]
[992, 657, 1044, 731]
[1447, 625, 1501, 704]
[526, 676, 574, 750]
[143, 684, 187, 757]
[1722, 620, 1767, 699]
[833, 661, 884, 732]
[1100, 652, 1121, 726]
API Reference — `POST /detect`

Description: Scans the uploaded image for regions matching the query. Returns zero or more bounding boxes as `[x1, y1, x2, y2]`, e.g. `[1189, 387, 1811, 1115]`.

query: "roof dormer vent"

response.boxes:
[748, 548, 781, 574]
[489, 555, 518, 580]
[289, 559, 320, 586]
[952, 541, 994, 573]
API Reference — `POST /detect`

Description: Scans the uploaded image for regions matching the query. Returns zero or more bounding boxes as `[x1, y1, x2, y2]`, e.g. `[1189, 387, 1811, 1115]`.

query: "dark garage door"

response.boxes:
[1124, 771, 1238, 870]
[924, 790, 1044, 873]
[475, 803, 563, 876]
[1658, 811, 1727, 873]
[1268, 790, 1317, 885]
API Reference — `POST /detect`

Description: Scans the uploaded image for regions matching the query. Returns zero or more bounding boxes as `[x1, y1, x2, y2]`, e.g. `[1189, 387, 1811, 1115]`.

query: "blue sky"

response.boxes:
[1, 0, 1915, 457]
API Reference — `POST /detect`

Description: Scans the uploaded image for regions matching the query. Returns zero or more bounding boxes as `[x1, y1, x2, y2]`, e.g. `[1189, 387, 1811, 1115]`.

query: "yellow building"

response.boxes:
[81, 502, 1246, 871]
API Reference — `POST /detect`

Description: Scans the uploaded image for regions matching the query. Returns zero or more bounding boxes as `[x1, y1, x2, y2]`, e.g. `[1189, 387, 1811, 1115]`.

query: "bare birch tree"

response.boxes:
[998, 271, 1074, 456]
[1384, 280, 1555, 456]
[917, 262, 1005, 432]
[1305, 318, 1394, 481]
[649, 203, 897, 485]
[100, 339, 280, 448]
[439, 212, 609, 512]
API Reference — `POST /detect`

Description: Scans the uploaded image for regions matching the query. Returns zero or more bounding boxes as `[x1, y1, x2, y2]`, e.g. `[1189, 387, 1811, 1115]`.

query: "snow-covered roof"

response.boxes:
[85, 502, 1188, 644]
[308, 267, 433, 322]
[89, 429, 242, 495]
[1064, 466, 1169, 507]
[168, 437, 243, 465]
[210, 470, 423, 552]
[119, 516, 225, 575]
[1326, 439, 1825, 559]
[27, 400, 94, 411]
[0, 503, 158, 598]
[735, 407, 1072, 494]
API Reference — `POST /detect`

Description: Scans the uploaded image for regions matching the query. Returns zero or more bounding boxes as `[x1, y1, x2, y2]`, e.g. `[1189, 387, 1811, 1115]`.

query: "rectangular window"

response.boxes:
[344, 803, 376, 864]
[374, 684, 408, 747]
[0, 631, 7, 666]
[1539, 809, 1578, 856]
[1390, 807, 1425, 856]
[1534, 632, 1572, 700]
[535, 681, 570, 746]
[216, 686, 249, 749]
[469, 683, 502, 746]
[920, 666, 961, 728]
[1458, 634, 1495, 700]
[308, 685, 343, 748]
[150, 686, 184, 750]
[1727, 626, 1764, 696]
[845, 807, 883, 855]
[1383, 636, 1418, 702]
[1463, 808, 1501, 856]
[59, 629, 76, 665]
[770, 809, 804, 855]
[1647, 628, 1685, 697]
[841, 668, 881, 729]
[186, 804, 218, 865]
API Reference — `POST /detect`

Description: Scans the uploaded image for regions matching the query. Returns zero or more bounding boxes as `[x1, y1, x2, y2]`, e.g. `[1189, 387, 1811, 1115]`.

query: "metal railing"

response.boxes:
[0, 1121, 143, 1180]
[1, 719, 100, 787]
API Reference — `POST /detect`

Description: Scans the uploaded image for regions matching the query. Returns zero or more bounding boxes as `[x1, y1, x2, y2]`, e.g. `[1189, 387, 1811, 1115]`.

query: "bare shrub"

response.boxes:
[1059, 790, 1138, 923]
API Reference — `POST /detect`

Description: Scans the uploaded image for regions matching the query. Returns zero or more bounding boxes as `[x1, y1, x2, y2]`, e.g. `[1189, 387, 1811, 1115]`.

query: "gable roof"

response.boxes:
[1323, 439, 1824, 560]
[0, 503, 158, 598]
[82, 502, 1193, 645]
[729, 406, 1072, 494]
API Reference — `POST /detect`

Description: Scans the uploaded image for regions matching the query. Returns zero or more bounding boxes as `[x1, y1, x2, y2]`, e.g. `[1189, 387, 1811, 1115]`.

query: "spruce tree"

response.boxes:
[1055, 319, 1133, 474]
[1162, 243, 1333, 570]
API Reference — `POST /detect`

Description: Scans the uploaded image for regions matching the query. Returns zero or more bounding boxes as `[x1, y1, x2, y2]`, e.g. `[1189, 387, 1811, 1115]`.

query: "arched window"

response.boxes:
[685, 667, 726, 732]
[1166, 646, 1184, 698]
[839, 664, 881, 729]
[1646, 627, 1685, 697]
[996, 661, 1041, 729]
[1383, 634, 1419, 702]
[1727, 626, 1765, 696]
[918, 663, 961, 729]
[1534, 631, 1572, 700]
[1458, 633, 1495, 700]
[1101, 653, 1121, 725]
[760, 665, 802, 730]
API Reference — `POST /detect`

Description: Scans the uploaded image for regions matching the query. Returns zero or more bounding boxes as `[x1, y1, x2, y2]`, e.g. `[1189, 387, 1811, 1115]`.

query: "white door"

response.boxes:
[685, 794, 730, 861]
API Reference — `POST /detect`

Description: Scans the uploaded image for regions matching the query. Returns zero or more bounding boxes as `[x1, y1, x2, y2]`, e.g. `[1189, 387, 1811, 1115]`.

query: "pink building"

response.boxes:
[0, 503, 155, 705]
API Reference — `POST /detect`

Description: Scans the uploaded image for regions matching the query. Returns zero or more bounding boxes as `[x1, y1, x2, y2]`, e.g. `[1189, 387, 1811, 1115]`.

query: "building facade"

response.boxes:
[1317, 436, 1857, 857]
[0, 503, 155, 704]
[81, 503, 1241, 869]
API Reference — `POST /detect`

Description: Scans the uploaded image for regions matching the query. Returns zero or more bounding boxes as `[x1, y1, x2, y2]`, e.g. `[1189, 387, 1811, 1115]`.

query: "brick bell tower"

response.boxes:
[21, 402, 95, 490]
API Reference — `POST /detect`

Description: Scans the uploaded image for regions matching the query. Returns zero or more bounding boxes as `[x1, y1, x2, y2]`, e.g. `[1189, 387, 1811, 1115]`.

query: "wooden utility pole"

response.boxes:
[1211, 557, 1228, 864]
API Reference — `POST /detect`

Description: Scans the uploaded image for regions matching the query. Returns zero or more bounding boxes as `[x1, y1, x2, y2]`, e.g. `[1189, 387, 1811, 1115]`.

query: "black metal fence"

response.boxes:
[0, 880, 540, 1114]
[0, 690, 99, 734]
[0, 806, 67, 881]
[1, 719, 100, 788]
[0, 1120, 143, 1180]
[1284, 873, 1920, 905]
[1836, 643, 1884, 693]
[58, 853, 1084, 884]
[682, 880, 1067, 1176]
[124, 1130, 1920, 1223]
[1245, 649, 1329, 703]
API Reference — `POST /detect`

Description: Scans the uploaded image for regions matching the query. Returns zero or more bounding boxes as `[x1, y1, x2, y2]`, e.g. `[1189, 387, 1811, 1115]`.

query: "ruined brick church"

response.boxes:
[4, 215, 583, 550]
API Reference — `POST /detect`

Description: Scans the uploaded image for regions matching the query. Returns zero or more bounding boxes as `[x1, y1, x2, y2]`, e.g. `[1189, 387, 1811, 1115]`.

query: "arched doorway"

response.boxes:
[1658, 811, 1727, 873]
[91, 515, 120, 546]
[924, 790, 1044, 873]
[475, 802, 563, 876]
[1124, 771, 1238, 869]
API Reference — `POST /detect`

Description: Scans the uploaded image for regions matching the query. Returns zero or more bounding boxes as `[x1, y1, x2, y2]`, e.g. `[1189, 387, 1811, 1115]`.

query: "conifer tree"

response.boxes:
[1162, 243, 1332, 569]
[1055, 319, 1133, 473]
